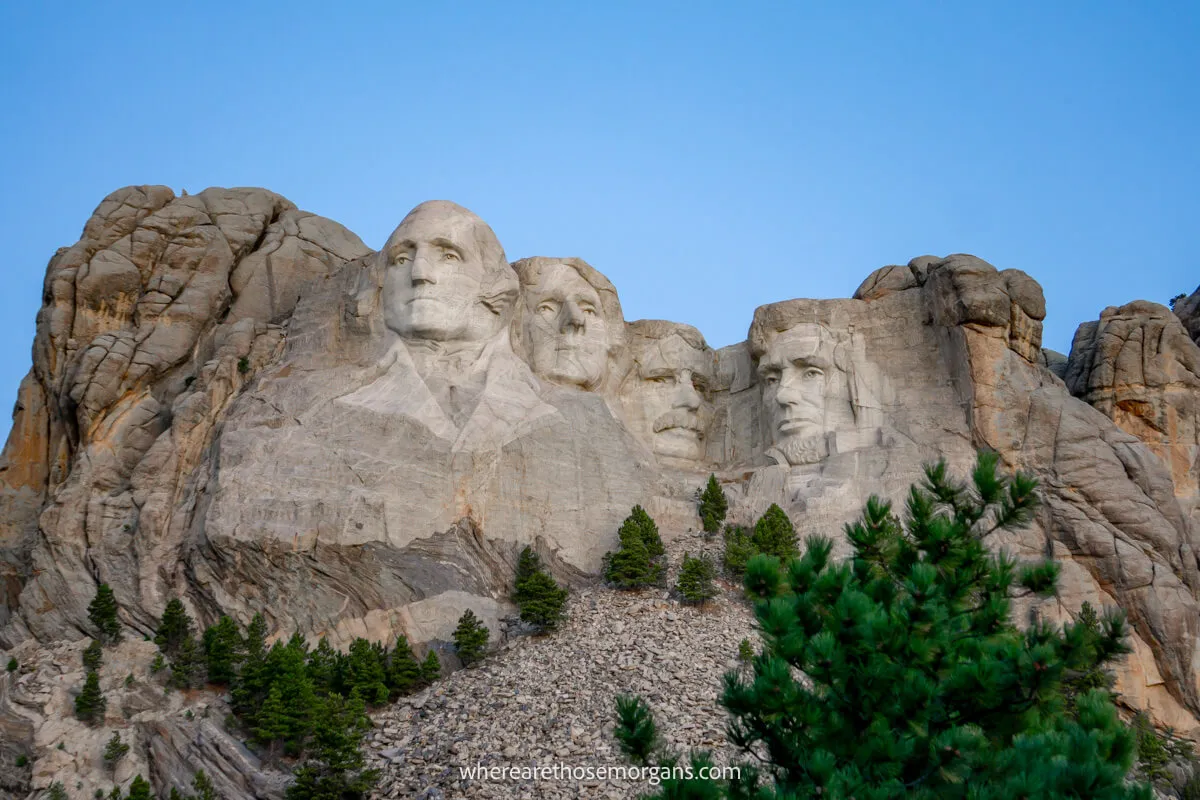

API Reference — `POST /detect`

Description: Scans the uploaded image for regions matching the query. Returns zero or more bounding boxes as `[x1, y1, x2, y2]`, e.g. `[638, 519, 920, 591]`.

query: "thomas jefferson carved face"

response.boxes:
[381, 202, 513, 343]
[758, 324, 833, 465]
[625, 324, 713, 462]
[522, 263, 610, 389]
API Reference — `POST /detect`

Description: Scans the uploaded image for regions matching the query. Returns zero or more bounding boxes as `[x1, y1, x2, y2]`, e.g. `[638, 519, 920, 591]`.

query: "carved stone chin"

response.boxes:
[771, 433, 831, 466]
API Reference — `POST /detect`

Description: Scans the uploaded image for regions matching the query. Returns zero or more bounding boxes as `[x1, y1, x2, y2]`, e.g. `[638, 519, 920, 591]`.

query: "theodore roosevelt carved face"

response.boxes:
[513, 257, 624, 391]
[381, 201, 516, 344]
[622, 320, 713, 462]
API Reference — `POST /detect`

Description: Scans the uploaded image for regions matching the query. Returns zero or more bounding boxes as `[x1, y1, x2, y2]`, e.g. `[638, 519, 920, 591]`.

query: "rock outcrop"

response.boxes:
[3, 189, 1200, 795]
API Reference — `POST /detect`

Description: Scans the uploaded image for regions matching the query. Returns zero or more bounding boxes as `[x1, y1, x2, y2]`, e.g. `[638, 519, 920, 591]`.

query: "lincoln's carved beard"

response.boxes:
[778, 432, 829, 466]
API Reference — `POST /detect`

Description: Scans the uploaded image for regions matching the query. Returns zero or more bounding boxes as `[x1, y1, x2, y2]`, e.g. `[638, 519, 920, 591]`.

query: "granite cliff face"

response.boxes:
[3, 187, 1200, 794]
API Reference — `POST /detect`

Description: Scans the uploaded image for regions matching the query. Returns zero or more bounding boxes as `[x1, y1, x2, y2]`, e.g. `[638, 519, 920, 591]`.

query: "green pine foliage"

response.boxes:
[344, 638, 389, 706]
[202, 615, 244, 686]
[232, 613, 269, 720]
[191, 770, 217, 800]
[613, 452, 1153, 799]
[721, 524, 756, 577]
[698, 474, 728, 534]
[453, 610, 489, 667]
[512, 546, 569, 631]
[265, 636, 319, 753]
[737, 638, 754, 663]
[386, 635, 422, 697]
[155, 599, 194, 657]
[420, 650, 440, 684]
[47, 783, 68, 800]
[103, 731, 129, 768]
[75, 669, 107, 725]
[750, 503, 797, 561]
[675, 553, 717, 605]
[150, 652, 165, 674]
[307, 638, 341, 696]
[170, 635, 203, 689]
[88, 583, 122, 644]
[255, 684, 290, 760]
[286, 690, 380, 800]
[603, 506, 666, 589]
[83, 639, 103, 672]
[6, 656, 16, 671]
[126, 775, 151, 800]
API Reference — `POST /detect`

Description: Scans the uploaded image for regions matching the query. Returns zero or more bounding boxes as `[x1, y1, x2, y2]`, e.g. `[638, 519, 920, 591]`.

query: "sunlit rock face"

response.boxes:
[4, 191, 1200, 743]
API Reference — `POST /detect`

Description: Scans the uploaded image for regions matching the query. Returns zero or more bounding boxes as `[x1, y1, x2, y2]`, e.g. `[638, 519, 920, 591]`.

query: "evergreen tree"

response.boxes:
[108, 787, 122, 800]
[88, 583, 122, 644]
[721, 524, 756, 577]
[102, 731, 130, 770]
[750, 503, 797, 561]
[344, 638, 389, 706]
[737, 638, 754, 663]
[155, 599, 193, 657]
[420, 650, 440, 685]
[75, 669, 107, 725]
[83, 638, 103, 672]
[453, 610, 489, 667]
[386, 635, 422, 697]
[232, 613, 269, 720]
[675, 553, 717, 605]
[698, 474, 728, 534]
[614, 453, 1152, 799]
[191, 770, 217, 800]
[170, 635, 203, 689]
[266, 635, 318, 753]
[6, 656, 16, 671]
[126, 774, 151, 800]
[512, 546, 569, 630]
[47, 783, 68, 800]
[201, 615, 243, 686]
[603, 508, 665, 589]
[254, 684, 289, 762]
[307, 637, 340, 696]
[286, 690, 379, 800]
[150, 652, 165, 674]
[630, 504, 665, 558]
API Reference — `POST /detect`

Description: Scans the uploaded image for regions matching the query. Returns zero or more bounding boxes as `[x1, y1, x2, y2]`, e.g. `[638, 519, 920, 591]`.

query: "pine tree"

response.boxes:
[6, 656, 16, 671]
[170, 635, 203, 689]
[254, 684, 289, 762]
[603, 507, 666, 589]
[83, 638, 104, 672]
[344, 638, 389, 706]
[750, 503, 797, 561]
[307, 637, 340, 696]
[453, 610, 489, 667]
[108, 787, 122, 800]
[155, 599, 193, 657]
[698, 474, 728, 534]
[420, 650, 440, 685]
[614, 453, 1152, 799]
[630, 505, 665, 558]
[202, 615, 243, 686]
[675, 553, 717, 605]
[75, 669, 107, 725]
[286, 690, 379, 800]
[88, 583, 122, 644]
[232, 613, 269, 720]
[737, 638, 754, 663]
[126, 774, 151, 800]
[265, 635, 319, 754]
[386, 635, 422, 696]
[103, 731, 130, 770]
[721, 524, 757, 576]
[191, 770, 217, 800]
[512, 546, 569, 631]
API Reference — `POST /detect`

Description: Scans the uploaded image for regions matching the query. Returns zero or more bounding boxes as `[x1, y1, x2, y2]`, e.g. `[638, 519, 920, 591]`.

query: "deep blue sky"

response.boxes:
[1, 3, 1197, 443]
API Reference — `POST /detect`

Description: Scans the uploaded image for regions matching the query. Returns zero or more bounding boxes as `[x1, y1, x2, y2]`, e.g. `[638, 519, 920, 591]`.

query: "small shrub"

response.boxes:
[6, 656, 16, 672]
[15, 754, 27, 767]
[47, 783, 68, 800]
[237, 356, 250, 374]
[675, 553, 717, 605]
[722, 524, 756, 576]
[1171, 293, 1188, 311]
[737, 638, 754, 663]
[150, 652, 165, 674]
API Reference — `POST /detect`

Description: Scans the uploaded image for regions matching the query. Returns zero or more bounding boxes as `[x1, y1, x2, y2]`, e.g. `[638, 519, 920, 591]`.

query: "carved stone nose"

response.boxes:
[561, 301, 586, 331]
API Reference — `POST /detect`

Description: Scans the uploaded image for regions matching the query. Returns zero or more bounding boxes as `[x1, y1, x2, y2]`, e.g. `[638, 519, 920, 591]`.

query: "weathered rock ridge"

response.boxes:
[3, 188, 1200, 792]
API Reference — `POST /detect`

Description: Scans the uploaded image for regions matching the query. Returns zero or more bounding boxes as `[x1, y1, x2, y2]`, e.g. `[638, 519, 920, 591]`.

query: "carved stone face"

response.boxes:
[758, 324, 833, 464]
[382, 204, 497, 343]
[629, 332, 712, 461]
[523, 263, 610, 389]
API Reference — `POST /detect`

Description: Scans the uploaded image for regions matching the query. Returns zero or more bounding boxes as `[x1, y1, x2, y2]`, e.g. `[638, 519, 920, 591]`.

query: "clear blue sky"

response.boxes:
[1, 2, 1197, 444]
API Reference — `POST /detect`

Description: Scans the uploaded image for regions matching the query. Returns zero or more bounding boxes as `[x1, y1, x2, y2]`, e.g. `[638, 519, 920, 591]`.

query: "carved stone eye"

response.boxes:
[803, 368, 823, 380]
[394, 253, 412, 265]
[442, 251, 460, 262]
[537, 302, 558, 316]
